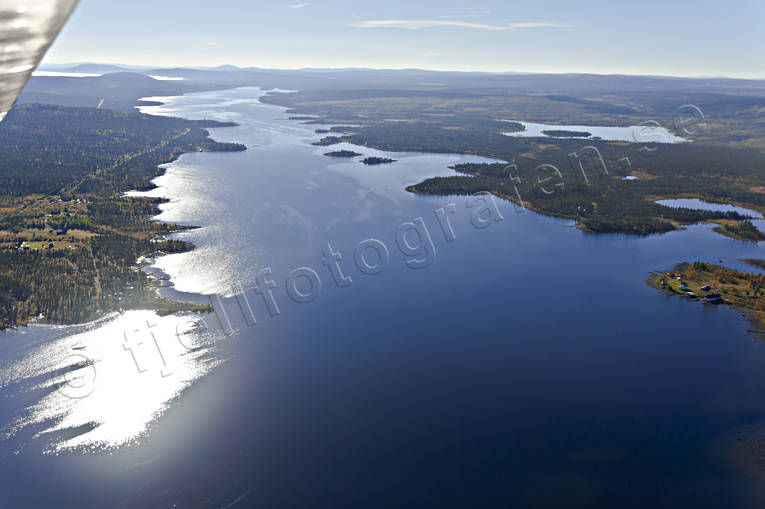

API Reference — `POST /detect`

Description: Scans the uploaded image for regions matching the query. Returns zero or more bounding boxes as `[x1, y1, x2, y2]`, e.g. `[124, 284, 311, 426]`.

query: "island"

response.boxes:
[324, 150, 362, 158]
[542, 129, 592, 138]
[649, 261, 765, 332]
[361, 157, 396, 166]
[0, 104, 246, 330]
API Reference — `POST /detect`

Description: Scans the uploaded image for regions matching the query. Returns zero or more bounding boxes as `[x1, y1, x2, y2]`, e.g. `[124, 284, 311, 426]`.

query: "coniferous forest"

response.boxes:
[0, 104, 245, 329]
[262, 89, 765, 236]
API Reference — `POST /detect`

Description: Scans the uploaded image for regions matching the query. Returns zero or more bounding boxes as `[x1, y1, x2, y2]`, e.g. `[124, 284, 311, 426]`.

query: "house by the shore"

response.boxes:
[705, 294, 724, 304]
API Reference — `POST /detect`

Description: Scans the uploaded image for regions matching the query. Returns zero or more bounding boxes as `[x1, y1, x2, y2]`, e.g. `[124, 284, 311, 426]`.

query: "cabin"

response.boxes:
[705, 294, 724, 304]
[700, 285, 711, 292]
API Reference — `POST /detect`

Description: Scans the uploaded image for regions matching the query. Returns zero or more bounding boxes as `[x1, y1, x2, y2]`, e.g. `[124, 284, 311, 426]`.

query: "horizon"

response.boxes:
[38, 61, 765, 82]
[40, 0, 765, 80]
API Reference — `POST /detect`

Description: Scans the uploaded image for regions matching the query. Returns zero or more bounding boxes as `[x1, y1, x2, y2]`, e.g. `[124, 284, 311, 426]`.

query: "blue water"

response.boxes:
[1, 88, 764, 508]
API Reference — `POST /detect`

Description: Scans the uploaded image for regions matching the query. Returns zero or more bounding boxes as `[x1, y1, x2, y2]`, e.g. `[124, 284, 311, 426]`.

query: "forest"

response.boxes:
[653, 261, 765, 330]
[0, 104, 244, 330]
[262, 88, 765, 236]
[714, 221, 765, 241]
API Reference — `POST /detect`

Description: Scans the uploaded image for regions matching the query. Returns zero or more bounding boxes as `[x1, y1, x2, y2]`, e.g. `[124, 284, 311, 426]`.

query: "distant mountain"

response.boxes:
[37, 63, 150, 74]
[139, 66, 765, 96]
[34, 63, 765, 96]
[18, 72, 227, 111]
[69, 63, 130, 73]
[19, 64, 765, 114]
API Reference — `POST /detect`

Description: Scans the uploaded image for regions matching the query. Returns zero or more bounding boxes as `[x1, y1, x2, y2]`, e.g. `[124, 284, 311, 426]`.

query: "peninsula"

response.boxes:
[650, 261, 765, 332]
[261, 87, 765, 237]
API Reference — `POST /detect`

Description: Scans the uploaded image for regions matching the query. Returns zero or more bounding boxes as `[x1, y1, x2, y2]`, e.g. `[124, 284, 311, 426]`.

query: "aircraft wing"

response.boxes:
[0, 0, 79, 121]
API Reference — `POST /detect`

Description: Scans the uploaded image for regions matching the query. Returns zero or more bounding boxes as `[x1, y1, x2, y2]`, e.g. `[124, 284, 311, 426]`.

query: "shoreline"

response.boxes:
[259, 89, 765, 239]
[105, 99, 248, 320]
[294, 106, 761, 240]
[0, 99, 245, 332]
[647, 193, 765, 217]
[647, 263, 765, 336]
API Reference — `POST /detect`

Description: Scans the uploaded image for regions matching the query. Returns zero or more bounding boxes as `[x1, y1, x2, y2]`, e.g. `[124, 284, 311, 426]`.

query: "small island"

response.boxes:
[650, 261, 765, 332]
[361, 157, 396, 166]
[324, 150, 362, 158]
[542, 129, 592, 138]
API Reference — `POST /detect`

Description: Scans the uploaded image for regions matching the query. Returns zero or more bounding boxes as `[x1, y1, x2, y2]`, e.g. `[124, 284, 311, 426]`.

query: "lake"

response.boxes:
[658, 198, 765, 234]
[502, 120, 687, 143]
[657, 198, 763, 218]
[1, 87, 764, 508]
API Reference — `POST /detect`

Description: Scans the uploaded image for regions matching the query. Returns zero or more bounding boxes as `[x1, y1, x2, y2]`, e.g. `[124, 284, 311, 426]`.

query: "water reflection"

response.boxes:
[131, 88, 502, 296]
[1, 311, 224, 451]
[0, 86, 764, 507]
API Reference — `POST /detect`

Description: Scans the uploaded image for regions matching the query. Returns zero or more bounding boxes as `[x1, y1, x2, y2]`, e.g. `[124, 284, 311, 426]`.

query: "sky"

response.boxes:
[42, 0, 765, 78]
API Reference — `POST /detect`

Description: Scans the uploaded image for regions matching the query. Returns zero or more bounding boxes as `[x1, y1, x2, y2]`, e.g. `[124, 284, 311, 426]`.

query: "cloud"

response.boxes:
[289, 2, 310, 8]
[350, 20, 570, 31]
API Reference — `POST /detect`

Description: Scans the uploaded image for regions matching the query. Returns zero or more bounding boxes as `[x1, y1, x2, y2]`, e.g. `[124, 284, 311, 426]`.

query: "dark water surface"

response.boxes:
[1, 88, 764, 508]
